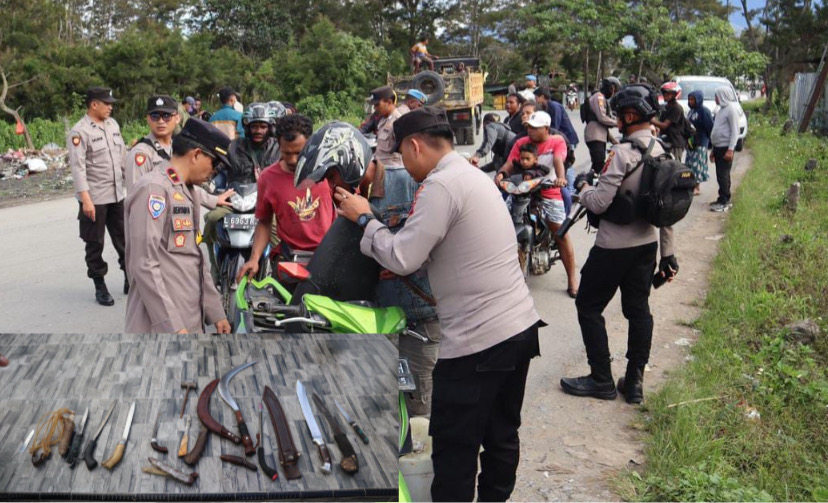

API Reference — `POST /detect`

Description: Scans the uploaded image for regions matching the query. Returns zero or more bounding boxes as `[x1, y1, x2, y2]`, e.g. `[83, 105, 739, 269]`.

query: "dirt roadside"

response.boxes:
[510, 152, 753, 502]
[0, 167, 75, 209]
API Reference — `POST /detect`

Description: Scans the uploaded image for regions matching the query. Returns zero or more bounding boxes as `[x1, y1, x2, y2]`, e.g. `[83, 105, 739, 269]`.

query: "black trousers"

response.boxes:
[712, 146, 733, 203]
[78, 200, 126, 279]
[575, 243, 657, 367]
[587, 140, 607, 174]
[429, 323, 540, 502]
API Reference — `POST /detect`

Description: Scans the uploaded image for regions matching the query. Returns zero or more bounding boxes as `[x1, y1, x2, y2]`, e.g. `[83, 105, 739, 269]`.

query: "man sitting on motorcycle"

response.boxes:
[496, 110, 579, 298]
[236, 114, 335, 281]
[204, 102, 282, 282]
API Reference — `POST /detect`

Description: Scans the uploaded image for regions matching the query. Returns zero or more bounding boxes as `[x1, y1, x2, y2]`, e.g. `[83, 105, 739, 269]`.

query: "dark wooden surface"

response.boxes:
[0, 334, 399, 501]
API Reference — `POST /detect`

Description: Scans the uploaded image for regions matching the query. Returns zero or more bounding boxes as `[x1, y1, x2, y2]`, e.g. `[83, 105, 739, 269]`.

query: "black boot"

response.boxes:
[617, 363, 645, 404]
[123, 274, 130, 295]
[93, 277, 115, 306]
[560, 362, 617, 400]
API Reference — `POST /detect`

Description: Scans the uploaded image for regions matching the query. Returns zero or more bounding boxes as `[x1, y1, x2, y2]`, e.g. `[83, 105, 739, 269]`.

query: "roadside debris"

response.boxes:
[0, 148, 68, 181]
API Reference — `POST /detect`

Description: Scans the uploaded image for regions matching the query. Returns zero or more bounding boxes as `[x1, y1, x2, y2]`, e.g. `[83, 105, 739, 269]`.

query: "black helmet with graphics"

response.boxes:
[609, 84, 660, 120]
[293, 121, 372, 189]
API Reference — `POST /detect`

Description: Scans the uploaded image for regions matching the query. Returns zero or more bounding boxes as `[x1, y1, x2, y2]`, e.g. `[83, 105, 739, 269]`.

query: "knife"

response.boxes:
[102, 402, 136, 470]
[313, 393, 359, 474]
[150, 410, 168, 454]
[18, 429, 34, 454]
[66, 408, 89, 469]
[83, 402, 116, 470]
[334, 400, 369, 445]
[218, 361, 256, 456]
[296, 381, 332, 474]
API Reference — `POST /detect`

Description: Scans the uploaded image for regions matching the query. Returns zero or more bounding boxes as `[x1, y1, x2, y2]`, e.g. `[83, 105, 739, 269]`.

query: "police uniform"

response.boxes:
[584, 91, 618, 173]
[124, 119, 229, 333]
[369, 86, 403, 167]
[68, 86, 127, 304]
[561, 127, 675, 401]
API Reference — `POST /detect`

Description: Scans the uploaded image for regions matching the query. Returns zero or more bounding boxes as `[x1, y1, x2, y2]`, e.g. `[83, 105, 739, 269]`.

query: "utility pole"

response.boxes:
[798, 41, 828, 133]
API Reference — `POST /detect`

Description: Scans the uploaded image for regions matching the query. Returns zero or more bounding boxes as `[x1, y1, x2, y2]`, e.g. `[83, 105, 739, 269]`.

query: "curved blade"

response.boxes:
[218, 361, 256, 411]
[296, 381, 324, 442]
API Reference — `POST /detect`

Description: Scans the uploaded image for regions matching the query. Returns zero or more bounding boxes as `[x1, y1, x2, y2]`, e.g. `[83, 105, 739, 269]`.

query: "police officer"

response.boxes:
[585, 77, 621, 173]
[335, 107, 541, 502]
[68, 86, 128, 306]
[560, 84, 678, 404]
[124, 119, 232, 334]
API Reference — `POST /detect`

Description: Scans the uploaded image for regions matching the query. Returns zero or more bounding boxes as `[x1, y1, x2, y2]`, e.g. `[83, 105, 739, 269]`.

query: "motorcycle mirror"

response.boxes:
[277, 262, 311, 281]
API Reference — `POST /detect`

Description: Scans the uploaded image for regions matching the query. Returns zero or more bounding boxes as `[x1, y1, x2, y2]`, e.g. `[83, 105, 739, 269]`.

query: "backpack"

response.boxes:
[579, 100, 590, 124]
[632, 138, 695, 227]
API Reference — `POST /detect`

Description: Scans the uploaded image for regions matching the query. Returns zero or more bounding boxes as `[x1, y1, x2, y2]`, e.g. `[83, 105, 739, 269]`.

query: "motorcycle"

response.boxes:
[499, 174, 555, 278]
[214, 182, 269, 315]
[566, 90, 579, 111]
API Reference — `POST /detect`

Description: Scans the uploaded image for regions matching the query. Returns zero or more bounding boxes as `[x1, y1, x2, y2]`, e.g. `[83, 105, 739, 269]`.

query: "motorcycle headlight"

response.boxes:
[232, 192, 258, 212]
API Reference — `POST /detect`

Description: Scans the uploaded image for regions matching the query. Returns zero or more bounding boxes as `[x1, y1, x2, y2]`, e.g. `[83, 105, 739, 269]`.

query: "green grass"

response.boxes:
[618, 102, 828, 501]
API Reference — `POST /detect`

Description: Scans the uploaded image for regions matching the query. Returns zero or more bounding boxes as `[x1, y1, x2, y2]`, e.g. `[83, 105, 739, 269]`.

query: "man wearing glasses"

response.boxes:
[68, 86, 128, 306]
[125, 95, 181, 190]
[124, 119, 232, 334]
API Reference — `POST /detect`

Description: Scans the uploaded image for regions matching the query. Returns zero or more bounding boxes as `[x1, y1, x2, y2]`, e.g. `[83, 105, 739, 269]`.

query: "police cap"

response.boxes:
[147, 95, 178, 114]
[392, 106, 450, 152]
[177, 119, 231, 167]
[369, 86, 396, 104]
[87, 87, 116, 104]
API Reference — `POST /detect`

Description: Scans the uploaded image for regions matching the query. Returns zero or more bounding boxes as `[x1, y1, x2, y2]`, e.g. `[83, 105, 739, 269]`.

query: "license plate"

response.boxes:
[224, 214, 256, 230]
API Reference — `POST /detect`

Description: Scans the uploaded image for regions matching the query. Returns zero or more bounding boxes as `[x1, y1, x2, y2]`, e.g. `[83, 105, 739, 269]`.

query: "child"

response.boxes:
[514, 143, 550, 180]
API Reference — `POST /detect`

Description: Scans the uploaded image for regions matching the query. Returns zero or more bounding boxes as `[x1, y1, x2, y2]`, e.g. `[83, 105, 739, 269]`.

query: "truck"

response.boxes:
[388, 57, 485, 145]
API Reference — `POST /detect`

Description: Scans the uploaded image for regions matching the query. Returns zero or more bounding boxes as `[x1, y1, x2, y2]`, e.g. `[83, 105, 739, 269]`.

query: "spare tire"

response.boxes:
[411, 70, 446, 105]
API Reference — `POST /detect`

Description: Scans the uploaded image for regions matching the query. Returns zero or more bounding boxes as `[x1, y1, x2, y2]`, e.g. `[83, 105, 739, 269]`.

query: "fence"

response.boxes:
[789, 73, 828, 131]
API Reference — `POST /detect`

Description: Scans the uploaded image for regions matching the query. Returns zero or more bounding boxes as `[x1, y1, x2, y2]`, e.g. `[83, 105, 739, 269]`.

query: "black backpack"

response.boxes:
[632, 138, 695, 227]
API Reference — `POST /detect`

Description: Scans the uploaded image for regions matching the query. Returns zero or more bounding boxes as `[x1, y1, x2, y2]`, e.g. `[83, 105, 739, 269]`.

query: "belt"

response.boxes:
[262, 386, 302, 479]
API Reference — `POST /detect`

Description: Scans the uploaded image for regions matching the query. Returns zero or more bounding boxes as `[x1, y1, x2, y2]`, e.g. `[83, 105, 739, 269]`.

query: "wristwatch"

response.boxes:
[357, 213, 375, 229]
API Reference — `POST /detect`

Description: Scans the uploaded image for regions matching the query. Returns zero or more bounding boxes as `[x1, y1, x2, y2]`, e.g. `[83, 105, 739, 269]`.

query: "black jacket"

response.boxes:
[226, 137, 281, 185]
[476, 122, 517, 159]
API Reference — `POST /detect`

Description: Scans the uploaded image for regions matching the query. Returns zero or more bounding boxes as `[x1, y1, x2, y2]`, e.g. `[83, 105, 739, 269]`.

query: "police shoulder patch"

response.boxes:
[135, 153, 146, 166]
[71, 135, 81, 147]
[601, 150, 616, 174]
[148, 194, 166, 219]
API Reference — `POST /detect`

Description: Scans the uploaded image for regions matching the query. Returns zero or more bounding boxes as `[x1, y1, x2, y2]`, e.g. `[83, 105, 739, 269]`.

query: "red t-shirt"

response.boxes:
[507, 136, 566, 200]
[255, 162, 335, 251]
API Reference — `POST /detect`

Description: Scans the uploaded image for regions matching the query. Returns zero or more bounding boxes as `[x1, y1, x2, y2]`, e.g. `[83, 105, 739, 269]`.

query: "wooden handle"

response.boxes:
[101, 442, 125, 470]
[235, 411, 255, 456]
[315, 441, 332, 474]
[183, 426, 209, 466]
[177, 434, 188, 458]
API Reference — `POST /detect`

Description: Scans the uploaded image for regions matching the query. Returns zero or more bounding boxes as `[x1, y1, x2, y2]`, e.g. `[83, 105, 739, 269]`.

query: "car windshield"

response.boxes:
[678, 80, 732, 101]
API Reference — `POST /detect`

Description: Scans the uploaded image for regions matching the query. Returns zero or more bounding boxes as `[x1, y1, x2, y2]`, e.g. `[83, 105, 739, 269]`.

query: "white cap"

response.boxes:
[525, 111, 551, 128]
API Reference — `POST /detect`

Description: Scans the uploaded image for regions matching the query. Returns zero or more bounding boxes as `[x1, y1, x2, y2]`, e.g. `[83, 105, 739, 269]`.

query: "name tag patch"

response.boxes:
[148, 195, 166, 219]
[173, 205, 191, 215]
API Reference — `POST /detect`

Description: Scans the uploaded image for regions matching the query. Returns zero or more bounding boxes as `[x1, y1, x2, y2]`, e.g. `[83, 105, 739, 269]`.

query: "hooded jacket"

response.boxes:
[687, 90, 714, 149]
[225, 136, 281, 185]
[710, 87, 740, 150]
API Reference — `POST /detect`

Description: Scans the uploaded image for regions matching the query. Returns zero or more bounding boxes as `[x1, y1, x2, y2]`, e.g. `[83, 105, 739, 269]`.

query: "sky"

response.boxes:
[728, 0, 765, 30]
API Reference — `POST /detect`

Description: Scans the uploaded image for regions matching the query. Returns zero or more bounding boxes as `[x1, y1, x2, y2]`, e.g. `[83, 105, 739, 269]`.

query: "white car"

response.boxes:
[672, 75, 748, 151]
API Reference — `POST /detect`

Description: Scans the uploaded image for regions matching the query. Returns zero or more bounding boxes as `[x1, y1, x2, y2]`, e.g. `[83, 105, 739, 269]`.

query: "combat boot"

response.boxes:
[93, 277, 115, 306]
[560, 362, 617, 400]
[617, 362, 645, 404]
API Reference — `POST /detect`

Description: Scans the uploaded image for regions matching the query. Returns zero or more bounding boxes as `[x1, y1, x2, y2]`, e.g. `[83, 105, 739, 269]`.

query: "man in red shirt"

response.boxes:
[496, 111, 578, 297]
[237, 114, 335, 280]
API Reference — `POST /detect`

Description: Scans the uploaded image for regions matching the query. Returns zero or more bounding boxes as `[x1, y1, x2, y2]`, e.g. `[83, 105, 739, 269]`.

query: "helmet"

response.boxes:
[600, 77, 622, 97]
[242, 102, 277, 126]
[660, 81, 682, 98]
[294, 121, 372, 189]
[267, 101, 288, 119]
[609, 84, 660, 120]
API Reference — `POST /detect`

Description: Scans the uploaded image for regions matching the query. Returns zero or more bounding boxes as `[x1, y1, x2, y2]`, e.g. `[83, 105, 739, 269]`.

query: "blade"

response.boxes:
[218, 361, 257, 412]
[121, 402, 136, 442]
[312, 393, 345, 436]
[296, 381, 324, 442]
[334, 400, 353, 423]
[151, 410, 162, 438]
[77, 408, 90, 434]
[93, 403, 117, 440]
[18, 429, 34, 453]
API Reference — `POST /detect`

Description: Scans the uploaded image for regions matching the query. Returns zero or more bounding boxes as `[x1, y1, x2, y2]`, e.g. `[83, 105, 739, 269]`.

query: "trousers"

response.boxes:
[78, 200, 125, 279]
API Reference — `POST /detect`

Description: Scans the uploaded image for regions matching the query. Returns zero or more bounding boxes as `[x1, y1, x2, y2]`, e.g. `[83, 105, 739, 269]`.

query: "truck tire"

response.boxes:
[411, 70, 445, 105]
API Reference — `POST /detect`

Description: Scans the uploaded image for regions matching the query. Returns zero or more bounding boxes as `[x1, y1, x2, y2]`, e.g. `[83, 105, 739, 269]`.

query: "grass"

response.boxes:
[618, 102, 828, 501]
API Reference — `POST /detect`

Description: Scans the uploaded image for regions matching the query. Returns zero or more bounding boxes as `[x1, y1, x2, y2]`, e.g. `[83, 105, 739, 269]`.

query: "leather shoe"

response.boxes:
[617, 365, 644, 404]
[560, 374, 617, 400]
[93, 278, 115, 307]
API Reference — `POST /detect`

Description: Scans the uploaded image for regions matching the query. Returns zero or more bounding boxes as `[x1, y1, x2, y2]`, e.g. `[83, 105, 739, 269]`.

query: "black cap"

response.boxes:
[218, 86, 240, 103]
[87, 87, 116, 104]
[146, 95, 178, 114]
[392, 106, 449, 152]
[369, 86, 396, 104]
[177, 119, 232, 167]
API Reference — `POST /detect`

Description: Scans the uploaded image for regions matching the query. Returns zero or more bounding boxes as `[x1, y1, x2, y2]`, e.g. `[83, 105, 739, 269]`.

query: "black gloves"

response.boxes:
[659, 255, 679, 278]
[574, 171, 595, 191]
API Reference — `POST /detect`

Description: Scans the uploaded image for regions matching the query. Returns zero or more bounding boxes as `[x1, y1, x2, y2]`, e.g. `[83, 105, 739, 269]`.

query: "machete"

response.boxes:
[218, 361, 256, 456]
[297, 381, 332, 474]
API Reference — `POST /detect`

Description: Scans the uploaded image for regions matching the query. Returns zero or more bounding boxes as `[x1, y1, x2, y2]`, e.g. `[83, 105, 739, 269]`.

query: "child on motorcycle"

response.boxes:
[515, 143, 550, 180]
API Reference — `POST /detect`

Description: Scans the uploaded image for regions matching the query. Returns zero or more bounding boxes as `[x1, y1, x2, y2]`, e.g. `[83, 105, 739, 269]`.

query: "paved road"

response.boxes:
[0, 109, 595, 333]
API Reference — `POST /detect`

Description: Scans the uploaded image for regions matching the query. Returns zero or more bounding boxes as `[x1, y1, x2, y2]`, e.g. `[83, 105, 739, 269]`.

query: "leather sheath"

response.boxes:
[262, 386, 302, 479]
[198, 379, 241, 444]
